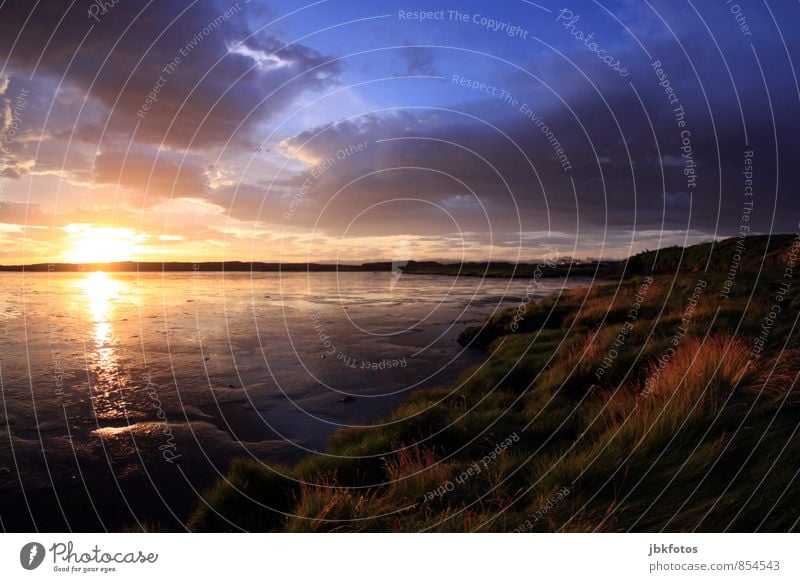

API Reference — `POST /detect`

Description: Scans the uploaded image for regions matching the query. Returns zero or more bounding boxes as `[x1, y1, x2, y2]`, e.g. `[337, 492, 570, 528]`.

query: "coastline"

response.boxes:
[187, 234, 800, 532]
[0, 271, 587, 532]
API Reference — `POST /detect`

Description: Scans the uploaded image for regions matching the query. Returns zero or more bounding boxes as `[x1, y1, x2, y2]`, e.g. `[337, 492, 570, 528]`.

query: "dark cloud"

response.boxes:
[0, 0, 341, 150]
[270, 3, 800, 243]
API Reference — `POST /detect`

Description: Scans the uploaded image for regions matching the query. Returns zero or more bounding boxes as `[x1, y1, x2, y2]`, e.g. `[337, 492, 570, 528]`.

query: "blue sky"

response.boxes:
[0, 0, 798, 263]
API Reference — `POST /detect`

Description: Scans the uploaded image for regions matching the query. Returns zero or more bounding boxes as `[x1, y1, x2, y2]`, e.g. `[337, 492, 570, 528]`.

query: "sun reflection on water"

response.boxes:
[77, 271, 131, 419]
[81, 271, 121, 322]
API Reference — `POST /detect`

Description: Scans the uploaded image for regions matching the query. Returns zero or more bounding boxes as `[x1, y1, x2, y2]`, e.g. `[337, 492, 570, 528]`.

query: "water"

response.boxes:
[0, 270, 588, 531]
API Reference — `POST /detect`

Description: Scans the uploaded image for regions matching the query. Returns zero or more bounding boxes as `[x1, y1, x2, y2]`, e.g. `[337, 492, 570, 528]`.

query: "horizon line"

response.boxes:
[0, 257, 621, 271]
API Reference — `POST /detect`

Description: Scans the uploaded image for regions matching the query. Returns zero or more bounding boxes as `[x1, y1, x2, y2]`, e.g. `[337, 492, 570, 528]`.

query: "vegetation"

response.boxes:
[188, 235, 800, 532]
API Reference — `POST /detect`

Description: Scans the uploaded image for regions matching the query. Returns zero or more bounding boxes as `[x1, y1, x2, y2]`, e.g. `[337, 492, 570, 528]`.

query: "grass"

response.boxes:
[186, 235, 800, 532]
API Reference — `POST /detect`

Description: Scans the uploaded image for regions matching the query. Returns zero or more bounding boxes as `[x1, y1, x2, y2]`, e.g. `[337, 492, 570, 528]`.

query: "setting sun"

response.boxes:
[62, 224, 148, 263]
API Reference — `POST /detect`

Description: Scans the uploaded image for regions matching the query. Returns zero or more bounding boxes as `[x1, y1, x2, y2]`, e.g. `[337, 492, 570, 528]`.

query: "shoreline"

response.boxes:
[187, 234, 800, 532]
[0, 274, 588, 532]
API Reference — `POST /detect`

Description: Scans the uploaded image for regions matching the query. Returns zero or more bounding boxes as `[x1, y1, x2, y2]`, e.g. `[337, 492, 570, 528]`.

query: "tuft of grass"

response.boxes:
[187, 459, 298, 532]
[636, 336, 761, 422]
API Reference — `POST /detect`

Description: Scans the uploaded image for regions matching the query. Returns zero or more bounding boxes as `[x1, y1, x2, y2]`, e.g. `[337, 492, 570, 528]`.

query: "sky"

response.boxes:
[0, 0, 798, 264]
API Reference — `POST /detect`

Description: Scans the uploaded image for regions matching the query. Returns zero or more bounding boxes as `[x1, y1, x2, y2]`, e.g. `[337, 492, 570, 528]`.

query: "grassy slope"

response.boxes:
[187, 235, 800, 532]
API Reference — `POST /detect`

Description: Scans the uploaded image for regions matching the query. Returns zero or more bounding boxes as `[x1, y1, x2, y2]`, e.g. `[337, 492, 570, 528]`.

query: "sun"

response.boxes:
[62, 224, 148, 264]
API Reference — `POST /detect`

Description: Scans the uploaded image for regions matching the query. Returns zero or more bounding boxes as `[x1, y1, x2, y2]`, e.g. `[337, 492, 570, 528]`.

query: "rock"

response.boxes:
[457, 325, 492, 348]
[338, 396, 356, 404]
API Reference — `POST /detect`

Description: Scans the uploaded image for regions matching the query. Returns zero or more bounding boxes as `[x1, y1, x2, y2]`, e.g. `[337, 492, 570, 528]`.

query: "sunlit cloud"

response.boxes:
[228, 43, 291, 71]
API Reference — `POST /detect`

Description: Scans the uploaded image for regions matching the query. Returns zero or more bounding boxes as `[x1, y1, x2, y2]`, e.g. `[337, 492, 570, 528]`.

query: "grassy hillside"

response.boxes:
[619, 233, 797, 275]
[187, 234, 800, 532]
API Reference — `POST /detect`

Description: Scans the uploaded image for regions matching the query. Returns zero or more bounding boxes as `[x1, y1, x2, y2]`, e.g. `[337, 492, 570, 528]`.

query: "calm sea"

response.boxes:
[0, 270, 589, 531]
